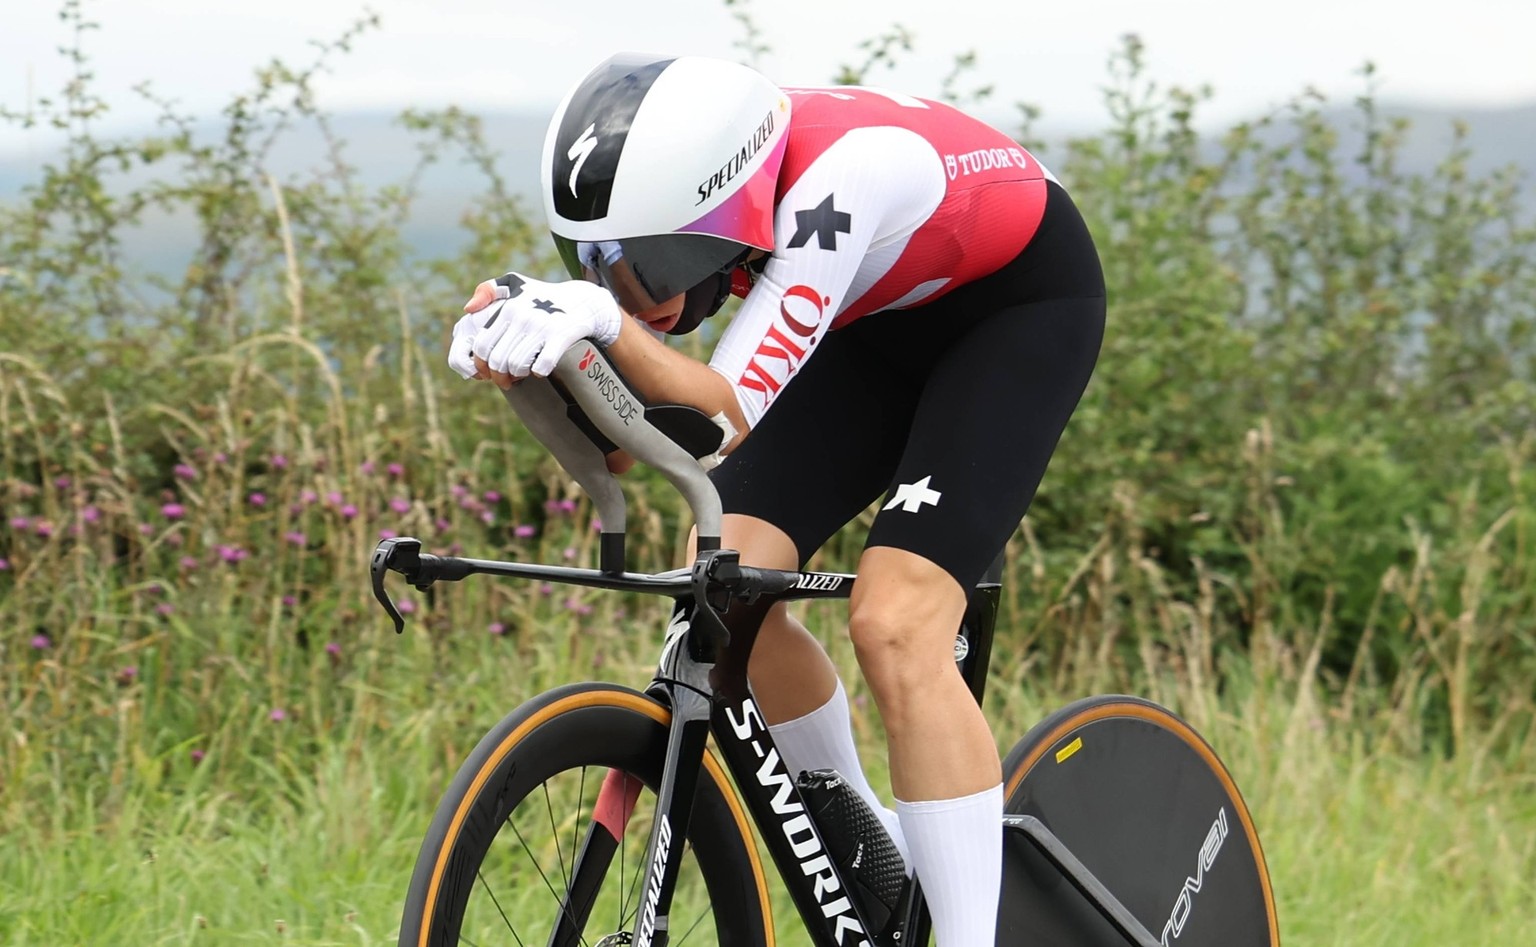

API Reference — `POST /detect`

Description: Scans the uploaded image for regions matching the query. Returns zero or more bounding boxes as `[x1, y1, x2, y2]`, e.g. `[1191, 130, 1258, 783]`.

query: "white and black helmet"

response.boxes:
[542, 54, 792, 333]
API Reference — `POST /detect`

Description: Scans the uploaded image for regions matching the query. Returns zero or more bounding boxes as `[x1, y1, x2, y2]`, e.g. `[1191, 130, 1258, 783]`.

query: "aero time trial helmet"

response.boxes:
[542, 54, 791, 334]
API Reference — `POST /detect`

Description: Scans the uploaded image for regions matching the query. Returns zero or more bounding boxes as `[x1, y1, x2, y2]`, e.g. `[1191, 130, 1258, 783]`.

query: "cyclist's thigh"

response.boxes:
[864, 294, 1105, 591]
[711, 322, 918, 567]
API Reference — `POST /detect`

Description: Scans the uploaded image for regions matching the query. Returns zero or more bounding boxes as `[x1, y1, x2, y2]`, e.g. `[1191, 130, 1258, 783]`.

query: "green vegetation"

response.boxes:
[2, 6, 1533, 944]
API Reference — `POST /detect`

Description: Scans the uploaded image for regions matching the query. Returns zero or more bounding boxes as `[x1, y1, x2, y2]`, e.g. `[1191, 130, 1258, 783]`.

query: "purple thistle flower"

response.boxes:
[562, 546, 577, 561]
[397, 598, 417, 615]
[117, 666, 139, 685]
[248, 492, 266, 507]
[488, 621, 507, 636]
[269, 708, 287, 722]
[301, 489, 318, 505]
[82, 506, 101, 524]
[359, 460, 376, 475]
[324, 641, 341, 657]
[282, 595, 297, 608]
[480, 511, 495, 526]
[543, 498, 561, 514]
[138, 523, 155, 536]
[435, 517, 452, 533]
[166, 532, 184, 547]
[216, 544, 249, 564]
[161, 503, 185, 520]
[156, 602, 175, 617]
[31, 634, 50, 650]
[482, 490, 502, 504]
[213, 451, 229, 465]
[284, 531, 306, 547]
[8, 516, 29, 531]
[379, 528, 398, 540]
[563, 597, 594, 616]
[341, 504, 358, 520]
[287, 503, 303, 516]
[179, 556, 199, 571]
[54, 476, 71, 490]
[591, 517, 603, 532]
[173, 463, 197, 480]
[34, 521, 54, 538]
[190, 749, 205, 765]
[389, 497, 410, 514]
[270, 454, 289, 470]
[147, 582, 164, 596]
[387, 463, 404, 477]
[513, 524, 536, 539]
[538, 583, 554, 597]
[450, 484, 468, 498]
[326, 490, 344, 506]
[0, 558, 9, 571]
[558, 499, 577, 514]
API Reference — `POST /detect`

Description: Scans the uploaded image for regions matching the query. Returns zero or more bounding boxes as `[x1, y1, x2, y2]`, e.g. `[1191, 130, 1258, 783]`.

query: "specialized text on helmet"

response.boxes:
[696, 110, 776, 206]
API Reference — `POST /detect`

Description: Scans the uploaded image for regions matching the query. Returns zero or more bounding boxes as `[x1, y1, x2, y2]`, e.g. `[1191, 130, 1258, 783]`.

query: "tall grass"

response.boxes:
[3, 5, 1535, 943]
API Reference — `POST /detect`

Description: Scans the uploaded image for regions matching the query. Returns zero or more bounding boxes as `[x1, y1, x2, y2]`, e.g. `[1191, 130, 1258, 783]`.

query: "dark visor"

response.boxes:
[554, 233, 747, 315]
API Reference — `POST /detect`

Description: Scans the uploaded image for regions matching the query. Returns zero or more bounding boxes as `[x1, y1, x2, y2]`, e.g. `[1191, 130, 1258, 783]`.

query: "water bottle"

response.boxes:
[797, 769, 909, 937]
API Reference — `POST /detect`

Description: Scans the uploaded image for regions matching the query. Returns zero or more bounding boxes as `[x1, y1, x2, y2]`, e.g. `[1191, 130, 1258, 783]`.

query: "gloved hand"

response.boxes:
[447, 273, 623, 381]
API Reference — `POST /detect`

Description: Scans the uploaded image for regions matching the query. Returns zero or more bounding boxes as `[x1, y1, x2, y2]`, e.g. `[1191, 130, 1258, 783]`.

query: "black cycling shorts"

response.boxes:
[711, 181, 1106, 592]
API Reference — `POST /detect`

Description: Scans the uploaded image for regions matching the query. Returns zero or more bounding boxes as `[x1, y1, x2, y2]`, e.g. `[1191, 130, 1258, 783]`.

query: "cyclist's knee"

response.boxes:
[848, 595, 962, 703]
[847, 548, 966, 676]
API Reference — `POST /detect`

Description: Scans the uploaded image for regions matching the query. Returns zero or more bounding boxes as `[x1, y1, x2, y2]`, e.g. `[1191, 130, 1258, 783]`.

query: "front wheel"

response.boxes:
[398, 682, 773, 947]
[997, 695, 1278, 946]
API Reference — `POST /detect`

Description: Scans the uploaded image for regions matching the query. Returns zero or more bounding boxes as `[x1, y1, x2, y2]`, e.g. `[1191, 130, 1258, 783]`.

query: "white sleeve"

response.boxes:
[708, 126, 946, 428]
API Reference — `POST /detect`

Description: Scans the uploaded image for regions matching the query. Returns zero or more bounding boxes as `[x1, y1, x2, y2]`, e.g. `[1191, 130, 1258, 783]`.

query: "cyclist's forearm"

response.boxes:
[608, 317, 749, 451]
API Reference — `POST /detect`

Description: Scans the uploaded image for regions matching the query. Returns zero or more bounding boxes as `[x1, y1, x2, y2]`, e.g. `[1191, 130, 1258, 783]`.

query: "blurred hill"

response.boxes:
[1, 101, 1532, 276]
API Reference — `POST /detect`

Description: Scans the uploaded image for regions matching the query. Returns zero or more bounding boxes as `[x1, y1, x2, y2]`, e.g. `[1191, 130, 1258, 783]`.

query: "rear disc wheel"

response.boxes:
[997, 695, 1278, 946]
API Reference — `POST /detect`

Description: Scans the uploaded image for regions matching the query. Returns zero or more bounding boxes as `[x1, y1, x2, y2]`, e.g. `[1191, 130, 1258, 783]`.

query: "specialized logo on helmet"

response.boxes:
[567, 123, 599, 198]
[695, 110, 775, 206]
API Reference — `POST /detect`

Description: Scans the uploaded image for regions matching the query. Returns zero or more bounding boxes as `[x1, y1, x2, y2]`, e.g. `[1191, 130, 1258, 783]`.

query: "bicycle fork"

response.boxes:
[548, 600, 715, 947]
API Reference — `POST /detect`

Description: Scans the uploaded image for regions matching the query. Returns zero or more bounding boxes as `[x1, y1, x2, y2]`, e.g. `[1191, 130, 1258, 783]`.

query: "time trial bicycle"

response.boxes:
[374, 341, 1279, 947]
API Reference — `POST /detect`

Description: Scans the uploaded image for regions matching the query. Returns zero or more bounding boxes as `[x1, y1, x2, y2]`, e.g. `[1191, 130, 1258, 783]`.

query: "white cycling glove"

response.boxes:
[447, 273, 623, 380]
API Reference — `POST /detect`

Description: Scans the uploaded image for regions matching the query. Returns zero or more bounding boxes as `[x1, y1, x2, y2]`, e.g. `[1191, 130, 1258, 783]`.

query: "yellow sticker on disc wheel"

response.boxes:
[1054, 736, 1083, 764]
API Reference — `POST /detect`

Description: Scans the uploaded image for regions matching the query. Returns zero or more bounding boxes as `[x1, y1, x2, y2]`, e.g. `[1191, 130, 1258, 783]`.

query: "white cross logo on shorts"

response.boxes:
[883, 475, 942, 513]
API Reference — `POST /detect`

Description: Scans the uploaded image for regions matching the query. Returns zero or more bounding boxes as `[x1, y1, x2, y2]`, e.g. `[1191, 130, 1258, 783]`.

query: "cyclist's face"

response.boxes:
[628, 293, 686, 333]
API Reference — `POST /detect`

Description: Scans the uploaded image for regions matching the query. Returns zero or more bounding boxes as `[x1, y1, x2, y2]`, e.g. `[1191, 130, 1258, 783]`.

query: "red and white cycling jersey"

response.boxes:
[708, 86, 1057, 426]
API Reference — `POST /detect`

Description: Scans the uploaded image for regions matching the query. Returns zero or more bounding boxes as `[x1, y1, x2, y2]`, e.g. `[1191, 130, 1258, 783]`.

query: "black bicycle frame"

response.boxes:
[371, 535, 1000, 947]
[372, 536, 1162, 947]
[620, 549, 1005, 947]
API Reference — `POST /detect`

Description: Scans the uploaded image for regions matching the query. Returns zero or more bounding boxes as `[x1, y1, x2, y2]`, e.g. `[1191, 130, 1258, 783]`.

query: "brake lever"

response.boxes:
[371, 537, 422, 634]
[689, 549, 737, 648]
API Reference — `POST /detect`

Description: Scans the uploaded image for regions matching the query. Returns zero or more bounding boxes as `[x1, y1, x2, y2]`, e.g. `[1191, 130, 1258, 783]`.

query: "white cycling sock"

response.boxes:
[766, 679, 911, 867]
[896, 784, 1003, 947]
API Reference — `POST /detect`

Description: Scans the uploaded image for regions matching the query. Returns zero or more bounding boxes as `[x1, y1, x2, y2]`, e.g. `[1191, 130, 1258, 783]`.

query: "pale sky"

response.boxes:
[2, 0, 1535, 152]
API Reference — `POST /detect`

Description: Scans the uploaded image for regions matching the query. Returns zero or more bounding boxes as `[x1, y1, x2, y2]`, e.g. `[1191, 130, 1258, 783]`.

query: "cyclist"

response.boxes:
[448, 54, 1105, 947]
